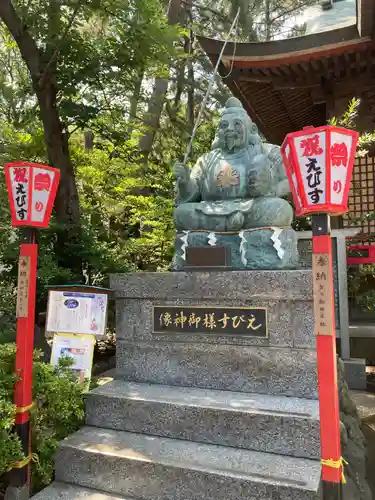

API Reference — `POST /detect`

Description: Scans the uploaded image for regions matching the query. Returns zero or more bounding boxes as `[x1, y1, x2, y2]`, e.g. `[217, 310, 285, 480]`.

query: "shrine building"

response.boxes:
[199, 0, 375, 240]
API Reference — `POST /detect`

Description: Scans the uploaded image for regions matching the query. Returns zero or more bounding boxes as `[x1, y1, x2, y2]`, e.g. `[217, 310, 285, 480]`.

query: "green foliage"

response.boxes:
[30, 354, 85, 490]
[329, 97, 375, 157]
[0, 345, 23, 477]
[0, 344, 85, 492]
[2, 0, 180, 133]
[0, 124, 175, 330]
[0, 0, 315, 299]
[347, 263, 375, 312]
[0, 0, 322, 494]
[328, 98, 361, 129]
[0, 3, 339, 496]
[0, 398, 23, 480]
[0, 277, 16, 344]
[329, 97, 375, 312]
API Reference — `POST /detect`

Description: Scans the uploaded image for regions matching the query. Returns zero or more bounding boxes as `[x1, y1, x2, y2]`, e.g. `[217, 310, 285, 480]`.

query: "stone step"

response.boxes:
[32, 482, 128, 499]
[86, 380, 320, 459]
[116, 341, 318, 398]
[56, 427, 322, 500]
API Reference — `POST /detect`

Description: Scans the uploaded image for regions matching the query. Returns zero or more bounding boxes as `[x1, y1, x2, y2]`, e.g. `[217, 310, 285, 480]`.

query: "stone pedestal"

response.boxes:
[174, 228, 299, 270]
[34, 270, 325, 500]
[343, 358, 367, 390]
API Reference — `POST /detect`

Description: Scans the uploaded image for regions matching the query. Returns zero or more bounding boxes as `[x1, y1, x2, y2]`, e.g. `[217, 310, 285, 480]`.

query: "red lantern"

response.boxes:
[4, 162, 60, 228]
[281, 125, 359, 216]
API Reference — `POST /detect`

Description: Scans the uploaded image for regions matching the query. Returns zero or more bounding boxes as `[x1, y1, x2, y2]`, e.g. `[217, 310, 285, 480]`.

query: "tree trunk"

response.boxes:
[128, 67, 145, 136]
[35, 82, 80, 229]
[265, 0, 271, 41]
[0, 0, 82, 273]
[169, 59, 185, 121]
[138, 0, 182, 162]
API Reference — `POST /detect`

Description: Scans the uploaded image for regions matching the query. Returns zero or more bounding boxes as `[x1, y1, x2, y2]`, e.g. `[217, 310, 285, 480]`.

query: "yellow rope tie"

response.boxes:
[8, 454, 38, 472]
[16, 402, 35, 414]
[11, 455, 31, 469]
[321, 457, 348, 484]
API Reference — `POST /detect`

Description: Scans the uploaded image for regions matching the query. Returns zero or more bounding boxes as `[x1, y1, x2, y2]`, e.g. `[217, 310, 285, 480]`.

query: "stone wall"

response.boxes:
[338, 358, 372, 499]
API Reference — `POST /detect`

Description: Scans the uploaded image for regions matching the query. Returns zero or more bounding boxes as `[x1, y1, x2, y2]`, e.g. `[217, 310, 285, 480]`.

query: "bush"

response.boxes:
[0, 343, 86, 494]
[0, 278, 16, 345]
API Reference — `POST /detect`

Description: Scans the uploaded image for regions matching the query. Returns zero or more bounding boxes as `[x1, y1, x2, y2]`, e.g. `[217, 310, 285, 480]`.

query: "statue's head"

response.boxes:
[213, 97, 259, 153]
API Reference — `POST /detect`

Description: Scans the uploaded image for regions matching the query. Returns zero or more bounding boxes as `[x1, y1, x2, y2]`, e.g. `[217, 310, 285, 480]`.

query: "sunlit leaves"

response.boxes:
[0, 343, 86, 489]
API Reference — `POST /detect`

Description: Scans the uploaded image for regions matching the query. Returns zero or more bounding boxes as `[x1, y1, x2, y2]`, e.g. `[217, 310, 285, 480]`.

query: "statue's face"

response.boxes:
[217, 114, 246, 152]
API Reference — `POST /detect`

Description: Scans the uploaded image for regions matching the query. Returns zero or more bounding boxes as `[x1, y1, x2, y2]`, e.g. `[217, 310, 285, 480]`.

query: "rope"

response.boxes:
[222, 22, 239, 80]
[321, 457, 348, 484]
[16, 402, 35, 414]
[9, 453, 39, 471]
[10, 455, 31, 470]
[179, 226, 290, 235]
[183, 8, 240, 165]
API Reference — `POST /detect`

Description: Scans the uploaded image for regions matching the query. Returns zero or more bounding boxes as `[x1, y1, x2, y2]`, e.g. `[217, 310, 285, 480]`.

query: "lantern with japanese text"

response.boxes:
[281, 126, 359, 216]
[4, 162, 60, 228]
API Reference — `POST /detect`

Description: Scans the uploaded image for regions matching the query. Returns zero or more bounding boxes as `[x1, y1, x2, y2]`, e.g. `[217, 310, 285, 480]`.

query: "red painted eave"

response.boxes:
[198, 26, 373, 69]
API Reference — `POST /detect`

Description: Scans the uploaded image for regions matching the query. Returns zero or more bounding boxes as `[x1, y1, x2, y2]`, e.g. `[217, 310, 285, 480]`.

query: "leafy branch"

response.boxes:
[39, 0, 85, 88]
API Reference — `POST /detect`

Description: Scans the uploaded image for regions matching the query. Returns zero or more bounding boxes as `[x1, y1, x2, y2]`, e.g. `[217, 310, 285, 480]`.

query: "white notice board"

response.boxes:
[50, 333, 95, 388]
[46, 291, 108, 336]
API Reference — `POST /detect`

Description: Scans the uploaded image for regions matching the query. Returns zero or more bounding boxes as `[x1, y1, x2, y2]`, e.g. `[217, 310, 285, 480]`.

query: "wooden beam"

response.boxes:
[234, 71, 319, 88]
[273, 81, 321, 90]
[200, 36, 372, 72]
[227, 39, 371, 68]
[332, 72, 375, 95]
[309, 67, 375, 107]
[236, 61, 375, 91]
[357, 0, 375, 37]
[311, 87, 327, 104]
[198, 25, 362, 60]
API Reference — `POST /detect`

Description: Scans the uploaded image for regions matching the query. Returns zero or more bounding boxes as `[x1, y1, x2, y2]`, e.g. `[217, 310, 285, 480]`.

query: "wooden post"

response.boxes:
[312, 213, 342, 500]
[8, 229, 38, 498]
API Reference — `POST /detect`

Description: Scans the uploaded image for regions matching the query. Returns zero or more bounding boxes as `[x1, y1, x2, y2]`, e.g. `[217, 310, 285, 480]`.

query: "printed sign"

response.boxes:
[153, 306, 267, 337]
[4, 162, 60, 228]
[50, 333, 95, 389]
[46, 291, 108, 336]
[16, 256, 30, 318]
[312, 253, 334, 336]
[298, 238, 340, 329]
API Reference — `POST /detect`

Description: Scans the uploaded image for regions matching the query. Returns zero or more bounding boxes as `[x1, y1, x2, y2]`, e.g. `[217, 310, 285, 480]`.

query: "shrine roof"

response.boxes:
[198, 0, 375, 144]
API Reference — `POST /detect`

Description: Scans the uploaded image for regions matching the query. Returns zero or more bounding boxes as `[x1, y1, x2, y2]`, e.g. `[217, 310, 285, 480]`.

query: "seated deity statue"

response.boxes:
[172, 97, 298, 270]
[173, 97, 293, 233]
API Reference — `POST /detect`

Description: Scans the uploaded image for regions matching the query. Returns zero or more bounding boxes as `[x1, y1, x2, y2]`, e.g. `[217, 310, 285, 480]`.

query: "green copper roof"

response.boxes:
[46, 284, 112, 292]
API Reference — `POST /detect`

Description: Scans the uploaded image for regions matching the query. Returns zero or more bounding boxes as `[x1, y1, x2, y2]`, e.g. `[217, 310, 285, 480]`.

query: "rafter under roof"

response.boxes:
[199, 0, 375, 144]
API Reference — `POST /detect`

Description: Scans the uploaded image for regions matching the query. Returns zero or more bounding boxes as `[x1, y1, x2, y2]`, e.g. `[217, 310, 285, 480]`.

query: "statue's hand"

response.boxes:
[173, 163, 190, 185]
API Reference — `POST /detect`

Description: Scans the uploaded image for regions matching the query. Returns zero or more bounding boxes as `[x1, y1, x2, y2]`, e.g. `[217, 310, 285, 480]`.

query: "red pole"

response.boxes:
[10, 229, 38, 494]
[312, 214, 342, 500]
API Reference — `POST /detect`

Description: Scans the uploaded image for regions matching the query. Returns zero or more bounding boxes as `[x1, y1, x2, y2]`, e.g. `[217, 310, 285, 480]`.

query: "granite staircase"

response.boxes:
[33, 270, 322, 500]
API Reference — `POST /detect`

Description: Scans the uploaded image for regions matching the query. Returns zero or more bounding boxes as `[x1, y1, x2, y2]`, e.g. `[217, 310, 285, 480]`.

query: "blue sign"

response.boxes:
[63, 292, 95, 298]
[64, 299, 79, 309]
